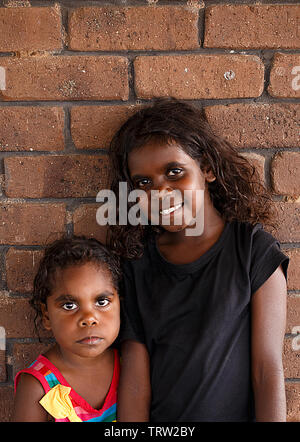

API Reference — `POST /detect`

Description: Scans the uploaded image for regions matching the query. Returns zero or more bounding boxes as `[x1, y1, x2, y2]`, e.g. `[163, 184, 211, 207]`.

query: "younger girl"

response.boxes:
[13, 236, 121, 422]
[108, 98, 289, 422]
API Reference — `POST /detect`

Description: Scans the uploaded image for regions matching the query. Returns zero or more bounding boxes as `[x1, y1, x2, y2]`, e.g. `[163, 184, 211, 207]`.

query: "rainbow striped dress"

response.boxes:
[15, 348, 119, 422]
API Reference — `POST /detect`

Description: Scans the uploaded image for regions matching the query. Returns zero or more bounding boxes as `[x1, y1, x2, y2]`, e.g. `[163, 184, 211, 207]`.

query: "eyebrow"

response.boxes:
[131, 161, 187, 180]
[54, 292, 115, 304]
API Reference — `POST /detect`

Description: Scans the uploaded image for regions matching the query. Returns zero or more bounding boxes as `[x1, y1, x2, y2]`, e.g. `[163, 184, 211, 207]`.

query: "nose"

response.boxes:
[153, 177, 174, 196]
[78, 310, 98, 328]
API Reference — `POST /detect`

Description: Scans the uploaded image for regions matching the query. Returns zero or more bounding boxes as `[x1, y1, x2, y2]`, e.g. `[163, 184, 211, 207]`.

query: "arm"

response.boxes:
[251, 264, 287, 422]
[117, 340, 151, 422]
[13, 373, 49, 422]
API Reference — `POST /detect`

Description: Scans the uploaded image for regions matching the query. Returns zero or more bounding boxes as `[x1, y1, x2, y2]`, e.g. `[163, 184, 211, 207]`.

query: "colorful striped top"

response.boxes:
[14, 348, 119, 422]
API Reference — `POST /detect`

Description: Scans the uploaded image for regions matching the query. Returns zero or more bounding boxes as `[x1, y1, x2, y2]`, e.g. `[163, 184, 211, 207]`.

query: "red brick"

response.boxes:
[285, 383, 300, 422]
[271, 153, 300, 197]
[0, 106, 64, 152]
[204, 103, 300, 149]
[0, 6, 62, 52]
[4, 154, 109, 198]
[266, 202, 300, 243]
[0, 292, 41, 338]
[0, 386, 14, 422]
[284, 249, 300, 291]
[71, 105, 137, 150]
[0, 349, 6, 382]
[204, 5, 300, 49]
[69, 6, 199, 51]
[5, 248, 43, 293]
[73, 204, 107, 245]
[0, 56, 129, 101]
[134, 55, 264, 99]
[283, 338, 300, 379]
[239, 153, 265, 184]
[286, 296, 300, 335]
[269, 53, 300, 98]
[0, 202, 66, 245]
[12, 342, 52, 380]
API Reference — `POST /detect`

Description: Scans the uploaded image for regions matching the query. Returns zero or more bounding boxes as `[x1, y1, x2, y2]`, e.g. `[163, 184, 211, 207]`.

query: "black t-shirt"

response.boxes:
[120, 221, 289, 422]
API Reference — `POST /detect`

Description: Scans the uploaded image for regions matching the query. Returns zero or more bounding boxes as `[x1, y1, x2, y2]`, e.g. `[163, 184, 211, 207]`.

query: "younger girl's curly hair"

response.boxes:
[108, 98, 276, 259]
[31, 235, 121, 336]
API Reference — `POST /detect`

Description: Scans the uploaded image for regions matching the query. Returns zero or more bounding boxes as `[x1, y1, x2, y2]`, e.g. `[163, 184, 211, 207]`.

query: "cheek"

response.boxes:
[48, 311, 76, 334]
[103, 306, 120, 338]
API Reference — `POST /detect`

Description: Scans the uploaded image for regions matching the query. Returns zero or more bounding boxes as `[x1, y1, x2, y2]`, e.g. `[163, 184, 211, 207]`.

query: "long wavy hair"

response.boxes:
[107, 98, 275, 259]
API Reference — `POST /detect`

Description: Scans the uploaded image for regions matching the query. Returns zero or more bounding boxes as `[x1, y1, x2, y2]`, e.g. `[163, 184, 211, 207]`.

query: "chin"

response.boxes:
[161, 223, 187, 233]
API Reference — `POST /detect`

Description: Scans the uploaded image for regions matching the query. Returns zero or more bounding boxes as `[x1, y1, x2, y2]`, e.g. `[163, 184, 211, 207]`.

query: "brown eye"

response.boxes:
[136, 178, 151, 188]
[167, 168, 183, 177]
[62, 302, 77, 311]
[96, 298, 110, 307]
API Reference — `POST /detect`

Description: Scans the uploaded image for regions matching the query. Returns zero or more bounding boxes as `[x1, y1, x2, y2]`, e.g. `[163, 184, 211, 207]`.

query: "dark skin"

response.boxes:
[13, 263, 120, 422]
[117, 139, 287, 422]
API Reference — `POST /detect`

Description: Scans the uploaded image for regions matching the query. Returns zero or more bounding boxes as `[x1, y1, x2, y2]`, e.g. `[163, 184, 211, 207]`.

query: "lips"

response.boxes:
[76, 336, 103, 345]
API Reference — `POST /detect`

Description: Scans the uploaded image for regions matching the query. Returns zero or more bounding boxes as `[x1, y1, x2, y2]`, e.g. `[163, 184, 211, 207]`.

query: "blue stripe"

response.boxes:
[83, 404, 117, 422]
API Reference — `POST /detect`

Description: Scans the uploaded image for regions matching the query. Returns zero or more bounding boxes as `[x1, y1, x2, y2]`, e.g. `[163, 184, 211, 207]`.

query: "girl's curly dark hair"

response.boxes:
[31, 235, 121, 336]
[108, 98, 276, 259]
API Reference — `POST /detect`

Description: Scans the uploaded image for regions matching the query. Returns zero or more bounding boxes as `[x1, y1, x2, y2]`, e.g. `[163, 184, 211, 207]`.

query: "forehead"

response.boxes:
[51, 262, 115, 290]
[128, 140, 193, 175]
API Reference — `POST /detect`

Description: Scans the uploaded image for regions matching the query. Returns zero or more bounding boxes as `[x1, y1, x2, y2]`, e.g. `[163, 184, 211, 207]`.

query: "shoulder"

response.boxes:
[237, 222, 290, 294]
[13, 372, 48, 422]
[230, 220, 280, 252]
[15, 371, 45, 398]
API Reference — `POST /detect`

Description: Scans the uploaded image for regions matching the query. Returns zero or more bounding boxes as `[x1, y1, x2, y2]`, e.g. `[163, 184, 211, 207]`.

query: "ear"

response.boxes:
[203, 168, 216, 183]
[40, 303, 52, 331]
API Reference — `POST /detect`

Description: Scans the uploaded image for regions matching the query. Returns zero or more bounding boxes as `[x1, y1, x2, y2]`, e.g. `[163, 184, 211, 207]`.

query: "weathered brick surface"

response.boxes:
[0, 203, 66, 245]
[284, 248, 300, 291]
[73, 204, 108, 245]
[0, 6, 62, 52]
[267, 202, 300, 243]
[286, 296, 300, 335]
[269, 53, 300, 98]
[240, 152, 265, 184]
[134, 55, 264, 99]
[0, 386, 14, 422]
[4, 155, 109, 198]
[204, 5, 300, 49]
[71, 105, 137, 149]
[286, 383, 300, 422]
[0, 107, 64, 152]
[69, 6, 199, 51]
[283, 338, 300, 379]
[0, 350, 6, 382]
[271, 153, 300, 197]
[0, 56, 129, 101]
[5, 248, 43, 293]
[204, 103, 300, 149]
[0, 292, 37, 338]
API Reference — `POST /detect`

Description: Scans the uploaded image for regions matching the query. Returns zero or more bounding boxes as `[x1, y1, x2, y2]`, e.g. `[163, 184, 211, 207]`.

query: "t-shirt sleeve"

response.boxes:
[119, 262, 146, 344]
[250, 224, 289, 295]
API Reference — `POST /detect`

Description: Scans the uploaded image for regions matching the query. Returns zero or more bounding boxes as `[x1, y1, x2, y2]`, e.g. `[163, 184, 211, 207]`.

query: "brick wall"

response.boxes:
[0, 0, 299, 422]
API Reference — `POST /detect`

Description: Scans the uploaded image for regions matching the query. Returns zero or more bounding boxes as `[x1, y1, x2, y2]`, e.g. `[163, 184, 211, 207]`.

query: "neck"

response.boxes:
[49, 343, 112, 373]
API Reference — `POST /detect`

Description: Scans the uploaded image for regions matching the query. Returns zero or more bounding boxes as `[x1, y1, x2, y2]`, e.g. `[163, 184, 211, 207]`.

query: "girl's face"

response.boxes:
[42, 262, 120, 360]
[128, 139, 215, 233]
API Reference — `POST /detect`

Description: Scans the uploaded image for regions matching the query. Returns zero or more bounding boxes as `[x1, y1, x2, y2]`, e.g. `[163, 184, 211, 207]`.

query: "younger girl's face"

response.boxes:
[128, 139, 215, 233]
[42, 262, 120, 360]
